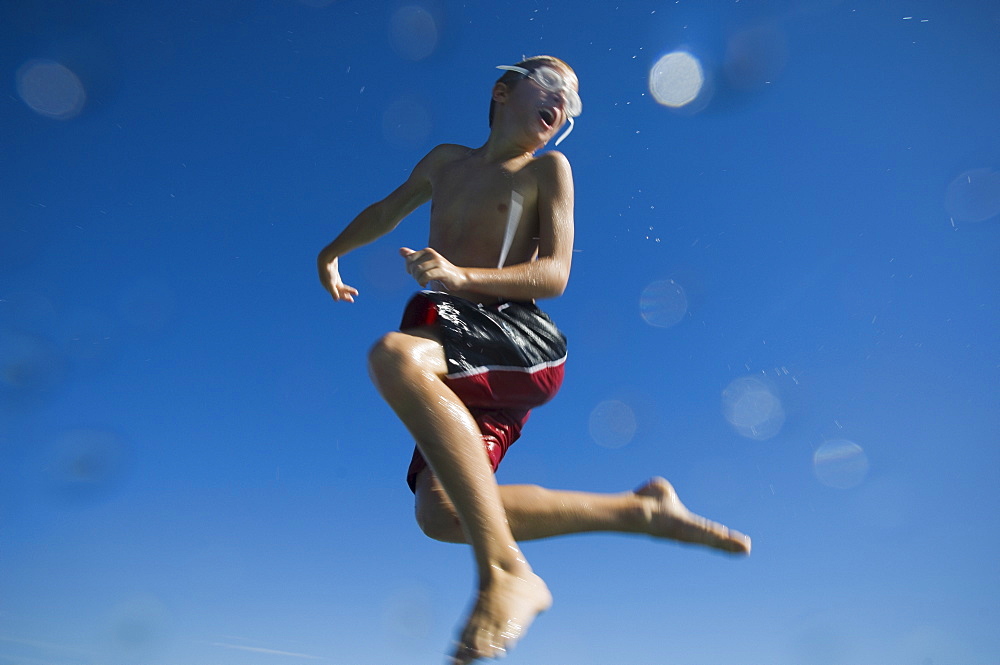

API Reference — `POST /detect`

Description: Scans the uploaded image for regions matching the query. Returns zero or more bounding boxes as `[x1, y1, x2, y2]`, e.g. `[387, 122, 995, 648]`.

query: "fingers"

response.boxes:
[319, 256, 358, 303]
[400, 247, 441, 286]
[328, 282, 359, 302]
[400, 247, 439, 266]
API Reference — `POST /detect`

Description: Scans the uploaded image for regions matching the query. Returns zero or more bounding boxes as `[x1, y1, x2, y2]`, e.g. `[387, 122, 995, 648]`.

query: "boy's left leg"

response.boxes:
[415, 470, 751, 553]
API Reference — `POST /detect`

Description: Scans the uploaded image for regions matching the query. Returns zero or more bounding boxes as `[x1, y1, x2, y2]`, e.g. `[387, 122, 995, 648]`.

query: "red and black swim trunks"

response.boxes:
[400, 290, 567, 492]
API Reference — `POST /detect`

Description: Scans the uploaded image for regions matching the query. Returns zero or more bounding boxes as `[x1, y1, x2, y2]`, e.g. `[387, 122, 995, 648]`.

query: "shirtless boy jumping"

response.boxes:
[318, 56, 750, 664]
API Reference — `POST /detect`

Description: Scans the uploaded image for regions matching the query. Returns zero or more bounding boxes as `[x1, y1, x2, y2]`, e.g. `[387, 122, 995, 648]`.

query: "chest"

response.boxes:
[429, 160, 539, 264]
[432, 161, 529, 221]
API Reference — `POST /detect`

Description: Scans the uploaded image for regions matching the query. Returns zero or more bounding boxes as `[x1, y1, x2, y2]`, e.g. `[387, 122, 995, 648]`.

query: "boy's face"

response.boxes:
[495, 63, 579, 146]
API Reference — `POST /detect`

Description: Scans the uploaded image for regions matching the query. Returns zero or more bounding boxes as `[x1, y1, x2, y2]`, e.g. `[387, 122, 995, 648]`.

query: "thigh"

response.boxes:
[371, 327, 449, 378]
[400, 327, 449, 375]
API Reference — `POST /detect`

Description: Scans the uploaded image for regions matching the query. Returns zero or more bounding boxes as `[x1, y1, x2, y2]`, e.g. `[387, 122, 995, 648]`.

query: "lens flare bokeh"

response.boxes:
[813, 439, 869, 489]
[588, 399, 637, 449]
[640, 279, 688, 328]
[16, 60, 86, 120]
[649, 51, 705, 109]
[721, 376, 786, 441]
[945, 167, 1000, 224]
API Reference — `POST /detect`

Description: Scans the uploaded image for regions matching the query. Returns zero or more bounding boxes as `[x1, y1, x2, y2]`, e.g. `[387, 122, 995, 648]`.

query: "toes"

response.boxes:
[451, 643, 484, 665]
[637, 475, 752, 554]
[452, 629, 508, 664]
[709, 523, 750, 555]
[728, 529, 752, 554]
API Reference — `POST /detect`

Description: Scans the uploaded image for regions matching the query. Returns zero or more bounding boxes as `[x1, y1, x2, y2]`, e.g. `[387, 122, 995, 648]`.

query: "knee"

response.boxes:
[367, 332, 413, 387]
[417, 507, 463, 544]
[414, 487, 465, 544]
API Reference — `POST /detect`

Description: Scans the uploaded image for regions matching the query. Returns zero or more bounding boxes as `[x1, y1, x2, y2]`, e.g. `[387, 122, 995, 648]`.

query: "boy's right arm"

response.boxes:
[317, 147, 443, 302]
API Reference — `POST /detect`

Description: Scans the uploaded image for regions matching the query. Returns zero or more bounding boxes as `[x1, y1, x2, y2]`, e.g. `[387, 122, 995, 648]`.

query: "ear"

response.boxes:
[492, 81, 510, 104]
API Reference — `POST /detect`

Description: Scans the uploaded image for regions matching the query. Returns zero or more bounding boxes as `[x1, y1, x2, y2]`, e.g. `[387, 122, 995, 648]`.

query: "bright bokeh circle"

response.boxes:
[649, 51, 705, 108]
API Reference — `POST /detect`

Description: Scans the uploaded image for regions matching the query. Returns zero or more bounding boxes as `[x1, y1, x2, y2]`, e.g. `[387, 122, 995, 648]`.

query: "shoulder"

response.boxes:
[402, 144, 469, 186]
[530, 150, 572, 179]
[529, 150, 573, 191]
[408, 143, 470, 180]
[424, 143, 472, 167]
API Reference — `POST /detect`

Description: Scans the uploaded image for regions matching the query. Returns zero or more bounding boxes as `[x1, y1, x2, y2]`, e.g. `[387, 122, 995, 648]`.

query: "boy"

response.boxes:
[318, 56, 750, 664]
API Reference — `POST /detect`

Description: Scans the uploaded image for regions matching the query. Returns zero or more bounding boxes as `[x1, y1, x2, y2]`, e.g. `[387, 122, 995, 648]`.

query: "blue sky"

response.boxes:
[2, 1, 998, 664]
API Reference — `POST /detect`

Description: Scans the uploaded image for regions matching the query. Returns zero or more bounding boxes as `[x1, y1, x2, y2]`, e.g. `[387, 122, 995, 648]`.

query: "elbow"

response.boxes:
[554, 262, 571, 296]
[541, 268, 569, 299]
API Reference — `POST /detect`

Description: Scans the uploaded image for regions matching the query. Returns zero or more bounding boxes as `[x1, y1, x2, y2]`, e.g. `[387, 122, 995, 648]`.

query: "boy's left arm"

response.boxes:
[402, 151, 575, 300]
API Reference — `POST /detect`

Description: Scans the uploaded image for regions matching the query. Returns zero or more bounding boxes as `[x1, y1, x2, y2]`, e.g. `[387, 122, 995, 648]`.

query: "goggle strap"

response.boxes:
[496, 65, 530, 76]
[554, 116, 574, 147]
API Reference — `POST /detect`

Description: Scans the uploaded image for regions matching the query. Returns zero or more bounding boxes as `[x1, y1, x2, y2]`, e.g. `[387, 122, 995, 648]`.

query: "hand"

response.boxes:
[318, 254, 359, 302]
[400, 247, 468, 291]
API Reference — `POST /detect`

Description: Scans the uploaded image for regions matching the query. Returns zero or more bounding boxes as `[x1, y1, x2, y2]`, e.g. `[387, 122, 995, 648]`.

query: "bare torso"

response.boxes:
[426, 145, 542, 303]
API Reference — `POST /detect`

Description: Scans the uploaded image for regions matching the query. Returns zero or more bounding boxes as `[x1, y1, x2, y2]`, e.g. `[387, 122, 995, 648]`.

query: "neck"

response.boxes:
[480, 139, 534, 163]
[481, 121, 544, 162]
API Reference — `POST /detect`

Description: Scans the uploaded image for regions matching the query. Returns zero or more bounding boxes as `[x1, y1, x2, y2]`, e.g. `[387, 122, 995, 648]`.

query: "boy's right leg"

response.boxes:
[368, 329, 551, 664]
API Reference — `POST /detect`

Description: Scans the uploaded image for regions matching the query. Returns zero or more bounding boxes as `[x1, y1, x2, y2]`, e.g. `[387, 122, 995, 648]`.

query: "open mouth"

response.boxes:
[538, 108, 555, 127]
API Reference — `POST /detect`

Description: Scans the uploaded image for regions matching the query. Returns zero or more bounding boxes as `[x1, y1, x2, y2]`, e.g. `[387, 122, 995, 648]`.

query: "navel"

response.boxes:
[497, 202, 509, 214]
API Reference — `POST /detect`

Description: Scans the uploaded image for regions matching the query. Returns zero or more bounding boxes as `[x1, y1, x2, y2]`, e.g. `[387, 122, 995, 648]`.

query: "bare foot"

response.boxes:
[635, 477, 751, 555]
[451, 567, 552, 664]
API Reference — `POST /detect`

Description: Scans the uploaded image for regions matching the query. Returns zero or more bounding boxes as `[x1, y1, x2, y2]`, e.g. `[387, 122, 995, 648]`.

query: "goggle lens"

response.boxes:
[497, 65, 582, 117]
[532, 67, 582, 117]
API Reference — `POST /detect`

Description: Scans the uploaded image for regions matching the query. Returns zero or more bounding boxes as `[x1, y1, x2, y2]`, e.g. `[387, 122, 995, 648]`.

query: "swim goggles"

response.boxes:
[496, 64, 581, 146]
